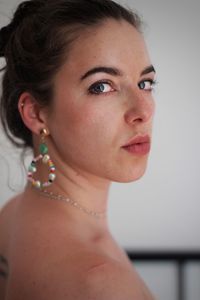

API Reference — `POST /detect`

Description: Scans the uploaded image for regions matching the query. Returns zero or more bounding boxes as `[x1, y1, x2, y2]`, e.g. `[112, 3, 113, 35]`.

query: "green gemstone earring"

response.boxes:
[27, 128, 56, 189]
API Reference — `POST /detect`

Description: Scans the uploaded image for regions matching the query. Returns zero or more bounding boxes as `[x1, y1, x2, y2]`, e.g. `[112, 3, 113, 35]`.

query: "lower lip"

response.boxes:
[122, 142, 151, 155]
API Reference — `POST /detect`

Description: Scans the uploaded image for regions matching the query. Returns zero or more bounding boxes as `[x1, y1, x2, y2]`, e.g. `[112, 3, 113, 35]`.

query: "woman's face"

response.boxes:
[47, 19, 156, 183]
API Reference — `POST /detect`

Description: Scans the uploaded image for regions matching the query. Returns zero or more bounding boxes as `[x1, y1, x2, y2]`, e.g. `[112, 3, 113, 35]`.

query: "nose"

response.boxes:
[124, 92, 155, 125]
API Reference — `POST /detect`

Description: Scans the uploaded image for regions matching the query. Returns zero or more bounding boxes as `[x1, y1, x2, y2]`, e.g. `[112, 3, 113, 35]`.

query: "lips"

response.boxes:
[122, 135, 150, 147]
[122, 135, 151, 155]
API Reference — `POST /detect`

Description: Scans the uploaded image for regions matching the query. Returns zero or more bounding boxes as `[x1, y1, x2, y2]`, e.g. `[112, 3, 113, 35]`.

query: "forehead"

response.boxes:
[59, 19, 151, 78]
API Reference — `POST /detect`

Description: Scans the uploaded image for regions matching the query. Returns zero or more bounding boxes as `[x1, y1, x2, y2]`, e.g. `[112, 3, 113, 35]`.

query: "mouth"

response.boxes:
[121, 135, 151, 155]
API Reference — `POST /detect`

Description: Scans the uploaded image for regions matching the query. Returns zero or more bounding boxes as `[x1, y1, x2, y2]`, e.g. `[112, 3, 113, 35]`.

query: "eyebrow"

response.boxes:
[80, 64, 156, 81]
[141, 65, 156, 76]
[80, 66, 122, 81]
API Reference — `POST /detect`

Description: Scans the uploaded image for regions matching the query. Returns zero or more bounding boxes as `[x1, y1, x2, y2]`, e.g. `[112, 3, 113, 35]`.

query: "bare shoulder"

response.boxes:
[0, 195, 20, 222]
[0, 195, 21, 250]
[4, 232, 125, 299]
[6, 253, 154, 300]
[0, 195, 23, 300]
[0, 196, 155, 300]
[0, 196, 120, 299]
[85, 258, 155, 300]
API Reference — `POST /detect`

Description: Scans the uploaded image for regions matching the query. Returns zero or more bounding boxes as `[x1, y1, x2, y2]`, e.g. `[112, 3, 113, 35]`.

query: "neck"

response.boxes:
[28, 156, 112, 237]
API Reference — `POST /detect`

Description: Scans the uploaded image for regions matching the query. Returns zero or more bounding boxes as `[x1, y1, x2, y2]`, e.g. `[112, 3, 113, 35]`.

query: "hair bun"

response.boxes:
[0, 1, 44, 57]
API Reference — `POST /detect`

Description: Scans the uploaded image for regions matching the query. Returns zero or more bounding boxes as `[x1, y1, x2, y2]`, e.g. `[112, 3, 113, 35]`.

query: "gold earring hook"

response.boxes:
[40, 128, 49, 142]
[40, 128, 49, 136]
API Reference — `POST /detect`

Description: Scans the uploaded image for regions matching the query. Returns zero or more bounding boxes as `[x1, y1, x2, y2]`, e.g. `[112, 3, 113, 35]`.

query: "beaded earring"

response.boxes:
[27, 128, 56, 189]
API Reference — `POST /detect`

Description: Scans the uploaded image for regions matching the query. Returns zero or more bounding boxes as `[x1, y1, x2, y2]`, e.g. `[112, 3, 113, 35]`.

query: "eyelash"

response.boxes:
[88, 79, 157, 95]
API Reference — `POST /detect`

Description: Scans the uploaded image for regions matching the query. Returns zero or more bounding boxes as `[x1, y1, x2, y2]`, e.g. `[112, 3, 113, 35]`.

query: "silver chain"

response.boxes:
[38, 189, 107, 219]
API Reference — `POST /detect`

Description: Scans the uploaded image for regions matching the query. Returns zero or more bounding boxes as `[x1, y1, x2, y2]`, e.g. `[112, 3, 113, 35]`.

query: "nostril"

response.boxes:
[124, 101, 154, 125]
[124, 112, 144, 125]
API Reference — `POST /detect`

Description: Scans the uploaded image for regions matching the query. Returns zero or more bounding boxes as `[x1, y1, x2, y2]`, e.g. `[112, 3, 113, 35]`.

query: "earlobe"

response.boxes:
[18, 92, 47, 135]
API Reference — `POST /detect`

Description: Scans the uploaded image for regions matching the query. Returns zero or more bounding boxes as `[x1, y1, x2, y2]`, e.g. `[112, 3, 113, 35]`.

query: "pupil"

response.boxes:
[95, 84, 104, 92]
[139, 82, 145, 89]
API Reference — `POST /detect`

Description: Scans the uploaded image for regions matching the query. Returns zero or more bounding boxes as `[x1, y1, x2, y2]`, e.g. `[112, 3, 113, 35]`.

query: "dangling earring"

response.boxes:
[27, 128, 56, 190]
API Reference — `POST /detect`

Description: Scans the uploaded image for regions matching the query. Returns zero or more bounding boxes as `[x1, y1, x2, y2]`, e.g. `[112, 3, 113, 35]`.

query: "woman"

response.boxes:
[0, 0, 157, 299]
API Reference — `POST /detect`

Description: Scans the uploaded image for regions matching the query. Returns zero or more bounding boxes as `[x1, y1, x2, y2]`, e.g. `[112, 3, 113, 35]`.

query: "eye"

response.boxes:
[138, 79, 157, 91]
[88, 81, 114, 95]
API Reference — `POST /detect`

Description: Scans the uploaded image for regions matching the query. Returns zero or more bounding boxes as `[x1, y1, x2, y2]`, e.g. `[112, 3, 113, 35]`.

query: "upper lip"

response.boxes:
[122, 134, 150, 147]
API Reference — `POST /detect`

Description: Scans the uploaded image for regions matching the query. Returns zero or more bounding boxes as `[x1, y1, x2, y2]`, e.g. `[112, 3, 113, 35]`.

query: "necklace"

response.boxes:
[38, 189, 107, 219]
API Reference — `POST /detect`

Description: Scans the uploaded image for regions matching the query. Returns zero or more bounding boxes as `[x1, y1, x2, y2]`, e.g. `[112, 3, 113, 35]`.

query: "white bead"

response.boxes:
[49, 173, 56, 181]
[35, 181, 41, 189]
[42, 154, 50, 164]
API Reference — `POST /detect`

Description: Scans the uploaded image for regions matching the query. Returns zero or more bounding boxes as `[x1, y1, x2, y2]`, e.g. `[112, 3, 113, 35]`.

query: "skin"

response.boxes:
[0, 19, 156, 299]
[19, 18, 155, 234]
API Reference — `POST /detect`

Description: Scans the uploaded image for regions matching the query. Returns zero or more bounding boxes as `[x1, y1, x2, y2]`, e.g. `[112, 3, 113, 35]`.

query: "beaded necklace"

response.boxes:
[38, 189, 107, 220]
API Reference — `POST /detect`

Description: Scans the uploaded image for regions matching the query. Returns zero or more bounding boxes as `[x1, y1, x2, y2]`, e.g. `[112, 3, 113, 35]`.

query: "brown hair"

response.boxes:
[0, 0, 142, 148]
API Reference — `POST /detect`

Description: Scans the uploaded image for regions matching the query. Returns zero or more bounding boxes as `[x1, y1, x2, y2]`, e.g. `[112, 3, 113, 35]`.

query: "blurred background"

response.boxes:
[0, 0, 200, 299]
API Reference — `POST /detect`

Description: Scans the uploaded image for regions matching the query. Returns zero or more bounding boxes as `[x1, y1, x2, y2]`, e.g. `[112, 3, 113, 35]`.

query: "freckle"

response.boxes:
[31, 280, 36, 286]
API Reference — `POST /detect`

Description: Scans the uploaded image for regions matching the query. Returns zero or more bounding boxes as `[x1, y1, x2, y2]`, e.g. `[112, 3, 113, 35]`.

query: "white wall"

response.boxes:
[0, 0, 200, 252]
[110, 0, 200, 250]
[1, 1, 200, 299]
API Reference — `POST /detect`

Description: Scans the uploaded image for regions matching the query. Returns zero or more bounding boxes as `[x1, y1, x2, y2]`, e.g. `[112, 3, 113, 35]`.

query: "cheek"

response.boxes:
[52, 100, 115, 156]
[73, 105, 114, 150]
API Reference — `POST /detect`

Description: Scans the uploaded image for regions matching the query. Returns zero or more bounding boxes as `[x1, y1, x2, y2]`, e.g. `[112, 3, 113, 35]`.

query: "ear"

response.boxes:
[18, 92, 48, 135]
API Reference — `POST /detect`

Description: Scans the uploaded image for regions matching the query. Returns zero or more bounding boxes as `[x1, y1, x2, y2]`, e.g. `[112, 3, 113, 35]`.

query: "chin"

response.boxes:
[118, 168, 147, 183]
[112, 158, 149, 183]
